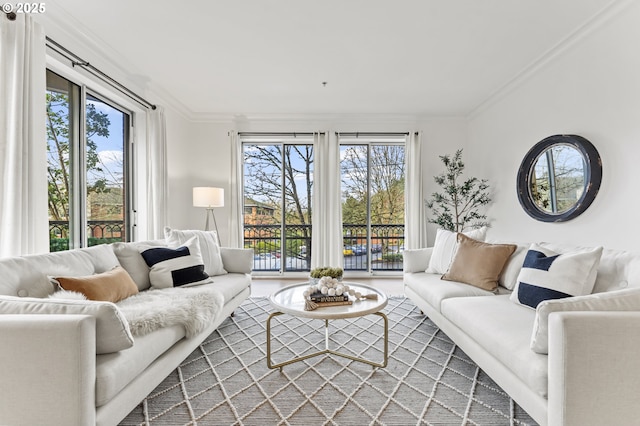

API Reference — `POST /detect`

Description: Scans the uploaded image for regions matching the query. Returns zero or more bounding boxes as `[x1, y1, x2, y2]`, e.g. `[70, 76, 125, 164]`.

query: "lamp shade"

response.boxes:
[193, 187, 224, 208]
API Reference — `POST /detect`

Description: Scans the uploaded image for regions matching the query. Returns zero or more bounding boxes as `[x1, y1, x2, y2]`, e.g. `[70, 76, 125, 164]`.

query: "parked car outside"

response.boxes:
[352, 245, 367, 256]
[343, 246, 354, 256]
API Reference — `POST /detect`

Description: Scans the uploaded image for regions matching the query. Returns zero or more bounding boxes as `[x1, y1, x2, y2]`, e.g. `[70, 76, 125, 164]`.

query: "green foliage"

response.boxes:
[310, 267, 344, 279]
[426, 149, 491, 232]
[381, 253, 403, 263]
[50, 237, 122, 252]
[46, 92, 111, 221]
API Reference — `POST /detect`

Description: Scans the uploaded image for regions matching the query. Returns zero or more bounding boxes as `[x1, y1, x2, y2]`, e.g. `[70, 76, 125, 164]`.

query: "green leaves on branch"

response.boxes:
[426, 149, 491, 232]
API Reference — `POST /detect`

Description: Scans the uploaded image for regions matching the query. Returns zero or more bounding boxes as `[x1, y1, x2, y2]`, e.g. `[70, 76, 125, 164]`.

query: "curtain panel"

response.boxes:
[404, 131, 427, 249]
[228, 131, 243, 248]
[311, 131, 344, 268]
[0, 14, 48, 256]
[146, 106, 169, 240]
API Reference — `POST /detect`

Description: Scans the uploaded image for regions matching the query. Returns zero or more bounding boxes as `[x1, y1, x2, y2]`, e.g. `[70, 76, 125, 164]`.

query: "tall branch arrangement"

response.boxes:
[426, 149, 491, 232]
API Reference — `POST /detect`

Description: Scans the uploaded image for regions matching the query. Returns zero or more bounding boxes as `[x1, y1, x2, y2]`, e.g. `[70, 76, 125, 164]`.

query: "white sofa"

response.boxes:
[404, 243, 640, 426]
[0, 241, 252, 426]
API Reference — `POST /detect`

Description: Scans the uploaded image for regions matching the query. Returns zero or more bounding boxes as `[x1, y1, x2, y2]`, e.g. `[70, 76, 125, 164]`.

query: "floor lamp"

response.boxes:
[193, 187, 224, 235]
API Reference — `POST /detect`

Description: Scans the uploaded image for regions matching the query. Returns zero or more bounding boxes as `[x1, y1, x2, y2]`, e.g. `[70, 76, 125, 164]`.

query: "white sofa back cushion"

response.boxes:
[531, 288, 640, 354]
[0, 296, 133, 354]
[0, 245, 120, 297]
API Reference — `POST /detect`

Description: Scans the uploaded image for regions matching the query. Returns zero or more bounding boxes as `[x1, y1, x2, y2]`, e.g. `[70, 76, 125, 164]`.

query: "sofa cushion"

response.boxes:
[531, 288, 640, 354]
[442, 234, 516, 291]
[441, 295, 549, 398]
[404, 272, 496, 313]
[55, 266, 139, 303]
[165, 227, 227, 276]
[112, 240, 166, 291]
[95, 324, 185, 407]
[0, 295, 133, 354]
[205, 273, 252, 304]
[426, 227, 487, 274]
[0, 244, 119, 297]
[510, 244, 603, 309]
[141, 237, 213, 289]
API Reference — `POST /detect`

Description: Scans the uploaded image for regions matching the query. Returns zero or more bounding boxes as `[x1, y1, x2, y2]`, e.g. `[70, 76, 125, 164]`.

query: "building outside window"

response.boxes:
[46, 69, 132, 251]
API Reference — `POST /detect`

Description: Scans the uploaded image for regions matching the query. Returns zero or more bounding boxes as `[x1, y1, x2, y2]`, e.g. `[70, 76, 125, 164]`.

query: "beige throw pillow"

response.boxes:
[426, 227, 487, 274]
[55, 266, 139, 303]
[442, 234, 516, 291]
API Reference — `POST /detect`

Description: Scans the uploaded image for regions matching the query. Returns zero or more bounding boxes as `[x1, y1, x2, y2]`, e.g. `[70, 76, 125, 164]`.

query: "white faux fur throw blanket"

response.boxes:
[117, 286, 224, 338]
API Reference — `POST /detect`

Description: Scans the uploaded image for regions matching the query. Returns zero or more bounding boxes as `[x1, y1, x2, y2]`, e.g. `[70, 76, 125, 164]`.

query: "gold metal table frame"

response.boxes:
[266, 282, 389, 371]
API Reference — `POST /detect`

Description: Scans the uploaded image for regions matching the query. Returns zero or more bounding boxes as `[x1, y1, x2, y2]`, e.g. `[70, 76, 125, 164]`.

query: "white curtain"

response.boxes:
[228, 130, 243, 248]
[146, 106, 168, 239]
[311, 131, 344, 268]
[0, 14, 47, 256]
[404, 131, 427, 249]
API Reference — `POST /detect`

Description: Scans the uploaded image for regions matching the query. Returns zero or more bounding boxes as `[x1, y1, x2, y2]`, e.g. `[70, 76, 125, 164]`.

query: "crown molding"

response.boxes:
[467, 0, 633, 120]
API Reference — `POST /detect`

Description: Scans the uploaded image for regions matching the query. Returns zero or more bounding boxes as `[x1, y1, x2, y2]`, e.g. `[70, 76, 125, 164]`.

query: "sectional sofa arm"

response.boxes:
[220, 247, 254, 274]
[548, 311, 640, 426]
[402, 247, 433, 273]
[0, 314, 96, 426]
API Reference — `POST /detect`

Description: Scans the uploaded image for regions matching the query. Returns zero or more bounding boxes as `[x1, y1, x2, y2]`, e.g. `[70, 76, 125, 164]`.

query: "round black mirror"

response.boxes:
[517, 135, 602, 222]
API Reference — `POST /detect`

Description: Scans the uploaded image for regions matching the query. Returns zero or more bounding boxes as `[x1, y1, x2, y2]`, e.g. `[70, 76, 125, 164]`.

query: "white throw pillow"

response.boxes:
[510, 243, 603, 309]
[112, 240, 167, 291]
[531, 288, 640, 354]
[426, 227, 487, 274]
[498, 244, 528, 290]
[0, 295, 133, 354]
[140, 236, 213, 289]
[164, 227, 227, 277]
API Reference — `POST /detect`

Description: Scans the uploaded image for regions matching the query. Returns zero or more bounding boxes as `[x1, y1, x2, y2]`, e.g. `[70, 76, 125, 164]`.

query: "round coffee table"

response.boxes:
[267, 282, 388, 370]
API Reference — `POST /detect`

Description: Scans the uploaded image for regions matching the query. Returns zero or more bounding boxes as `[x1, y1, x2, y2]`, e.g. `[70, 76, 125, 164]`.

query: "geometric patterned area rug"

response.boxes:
[120, 297, 538, 425]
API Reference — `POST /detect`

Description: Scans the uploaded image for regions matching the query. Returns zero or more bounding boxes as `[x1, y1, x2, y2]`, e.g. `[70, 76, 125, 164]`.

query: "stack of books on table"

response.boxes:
[309, 292, 352, 307]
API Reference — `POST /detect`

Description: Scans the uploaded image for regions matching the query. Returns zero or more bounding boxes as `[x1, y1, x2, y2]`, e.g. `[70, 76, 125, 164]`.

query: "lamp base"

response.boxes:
[204, 208, 220, 236]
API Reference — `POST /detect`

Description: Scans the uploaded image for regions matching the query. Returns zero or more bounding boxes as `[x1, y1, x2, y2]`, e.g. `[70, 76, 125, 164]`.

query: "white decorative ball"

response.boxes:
[335, 286, 344, 296]
[321, 286, 328, 295]
[355, 291, 362, 299]
[343, 285, 350, 292]
[348, 289, 355, 296]
[303, 290, 310, 297]
[328, 288, 336, 296]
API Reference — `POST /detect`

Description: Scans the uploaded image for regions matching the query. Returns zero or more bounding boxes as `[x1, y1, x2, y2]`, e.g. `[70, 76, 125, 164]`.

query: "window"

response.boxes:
[339, 136, 405, 272]
[46, 69, 132, 251]
[242, 136, 314, 272]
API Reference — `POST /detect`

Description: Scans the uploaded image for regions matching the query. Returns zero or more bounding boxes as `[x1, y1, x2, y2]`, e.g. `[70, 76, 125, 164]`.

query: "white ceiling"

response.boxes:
[41, 0, 616, 118]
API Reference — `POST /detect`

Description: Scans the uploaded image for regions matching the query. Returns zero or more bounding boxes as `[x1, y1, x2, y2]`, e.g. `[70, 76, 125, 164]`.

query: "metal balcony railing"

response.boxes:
[243, 223, 404, 273]
[49, 220, 125, 252]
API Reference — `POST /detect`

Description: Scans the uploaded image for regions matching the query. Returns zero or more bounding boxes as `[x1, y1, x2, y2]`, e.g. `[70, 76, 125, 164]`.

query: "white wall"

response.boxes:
[165, 116, 468, 246]
[467, 1, 640, 250]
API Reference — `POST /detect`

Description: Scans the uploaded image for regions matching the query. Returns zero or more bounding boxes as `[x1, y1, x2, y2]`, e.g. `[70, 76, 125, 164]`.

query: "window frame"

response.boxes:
[241, 134, 315, 276]
[339, 135, 406, 276]
[46, 68, 135, 250]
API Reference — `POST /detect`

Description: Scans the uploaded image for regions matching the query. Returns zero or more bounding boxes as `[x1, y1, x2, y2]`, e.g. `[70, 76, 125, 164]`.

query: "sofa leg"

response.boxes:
[230, 311, 235, 317]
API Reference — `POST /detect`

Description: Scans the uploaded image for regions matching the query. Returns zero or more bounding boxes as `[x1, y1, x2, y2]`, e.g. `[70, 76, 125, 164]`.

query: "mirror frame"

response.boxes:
[517, 134, 602, 222]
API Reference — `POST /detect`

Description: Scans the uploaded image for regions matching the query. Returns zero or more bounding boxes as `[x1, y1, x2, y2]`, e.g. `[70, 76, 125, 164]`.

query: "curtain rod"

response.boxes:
[337, 132, 410, 137]
[239, 132, 321, 137]
[46, 37, 156, 110]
